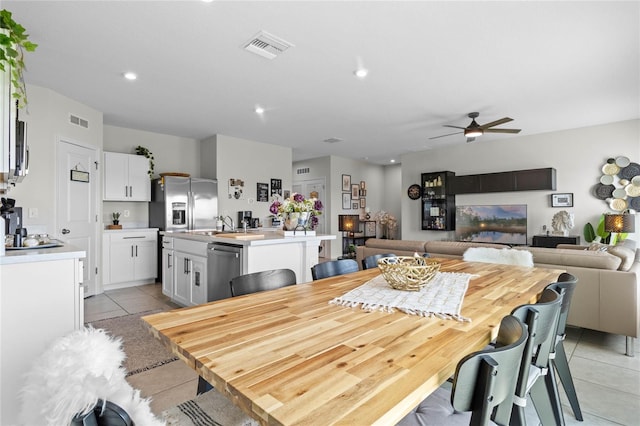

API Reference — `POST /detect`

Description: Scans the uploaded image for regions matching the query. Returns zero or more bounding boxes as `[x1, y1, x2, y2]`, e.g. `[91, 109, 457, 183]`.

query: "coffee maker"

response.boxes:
[1, 198, 22, 235]
[238, 210, 253, 228]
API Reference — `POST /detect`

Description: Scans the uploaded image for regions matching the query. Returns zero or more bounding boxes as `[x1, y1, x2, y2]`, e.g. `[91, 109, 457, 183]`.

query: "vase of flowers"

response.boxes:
[270, 193, 323, 232]
[374, 210, 397, 239]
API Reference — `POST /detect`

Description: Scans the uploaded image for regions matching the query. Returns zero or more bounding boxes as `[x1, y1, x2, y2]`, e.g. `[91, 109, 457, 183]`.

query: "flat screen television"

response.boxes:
[455, 204, 527, 245]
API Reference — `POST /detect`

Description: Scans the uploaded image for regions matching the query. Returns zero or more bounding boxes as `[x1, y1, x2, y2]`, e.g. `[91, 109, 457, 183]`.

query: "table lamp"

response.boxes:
[604, 212, 635, 245]
[338, 214, 360, 256]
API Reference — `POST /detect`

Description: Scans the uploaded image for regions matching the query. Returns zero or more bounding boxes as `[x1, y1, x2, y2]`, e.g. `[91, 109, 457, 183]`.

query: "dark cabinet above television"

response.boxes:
[450, 168, 556, 194]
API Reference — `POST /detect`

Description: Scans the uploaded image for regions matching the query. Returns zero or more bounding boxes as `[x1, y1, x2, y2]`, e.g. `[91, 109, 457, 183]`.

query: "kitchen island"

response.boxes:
[0, 244, 85, 424]
[161, 229, 335, 306]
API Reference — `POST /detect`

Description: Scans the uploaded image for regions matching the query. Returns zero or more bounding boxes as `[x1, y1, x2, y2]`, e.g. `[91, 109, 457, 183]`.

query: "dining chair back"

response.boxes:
[311, 259, 359, 280]
[546, 273, 583, 421]
[397, 315, 529, 426]
[230, 268, 297, 297]
[361, 253, 396, 270]
[498, 287, 563, 426]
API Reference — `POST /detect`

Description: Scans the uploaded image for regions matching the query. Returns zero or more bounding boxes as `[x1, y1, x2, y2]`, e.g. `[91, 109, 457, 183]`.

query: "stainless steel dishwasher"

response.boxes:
[207, 243, 243, 302]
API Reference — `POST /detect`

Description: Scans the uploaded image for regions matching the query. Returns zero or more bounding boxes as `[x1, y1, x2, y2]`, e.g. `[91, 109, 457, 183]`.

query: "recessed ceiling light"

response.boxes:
[123, 72, 137, 81]
[255, 106, 265, 114]
[354, 68, 368, 79]
[390, 159, 396, 163]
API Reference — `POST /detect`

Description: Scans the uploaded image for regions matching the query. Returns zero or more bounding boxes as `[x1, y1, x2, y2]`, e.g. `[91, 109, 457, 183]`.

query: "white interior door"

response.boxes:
[293, 178, 327, 258]
[57, 139, 99, 296]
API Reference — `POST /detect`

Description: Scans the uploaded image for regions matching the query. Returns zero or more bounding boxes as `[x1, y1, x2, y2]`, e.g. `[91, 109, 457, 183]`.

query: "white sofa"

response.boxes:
[356, 239, 640, 355]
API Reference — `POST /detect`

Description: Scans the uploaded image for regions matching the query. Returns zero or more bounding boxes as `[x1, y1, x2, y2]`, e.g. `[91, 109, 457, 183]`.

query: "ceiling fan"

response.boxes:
[430, 112, 521, 142]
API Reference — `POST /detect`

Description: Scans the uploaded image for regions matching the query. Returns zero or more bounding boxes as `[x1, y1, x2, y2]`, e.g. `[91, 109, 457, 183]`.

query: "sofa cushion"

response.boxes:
[425, 241, 508, 257]
[365, 238, 427, 253]
[518, 247, 622, 270]
[608, 245, 636, 271]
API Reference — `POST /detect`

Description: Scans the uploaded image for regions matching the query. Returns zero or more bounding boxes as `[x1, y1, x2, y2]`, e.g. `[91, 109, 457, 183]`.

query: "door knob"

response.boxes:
[61, 228, 70, 234]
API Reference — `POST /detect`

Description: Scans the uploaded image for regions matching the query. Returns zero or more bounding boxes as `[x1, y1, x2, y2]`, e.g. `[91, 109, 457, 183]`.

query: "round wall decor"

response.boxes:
[595, 156, 640, 211]
[407, 184, 422, 200]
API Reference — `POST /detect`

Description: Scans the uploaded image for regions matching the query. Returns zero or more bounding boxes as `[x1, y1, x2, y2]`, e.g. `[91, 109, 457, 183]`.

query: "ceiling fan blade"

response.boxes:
[484, 128, 521, 134]
[479, 117, 512, 129]
[443, 125, 468, 130]
[429, 130, 463, 140]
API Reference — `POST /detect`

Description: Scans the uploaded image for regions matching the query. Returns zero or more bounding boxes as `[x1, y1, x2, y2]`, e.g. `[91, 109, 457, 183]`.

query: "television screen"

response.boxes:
[455, 204, 527, 245]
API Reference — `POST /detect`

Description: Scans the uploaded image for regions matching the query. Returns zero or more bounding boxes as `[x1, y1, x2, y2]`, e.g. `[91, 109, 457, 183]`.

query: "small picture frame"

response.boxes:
[360, 181, 366, 189]
[342, 193, 351, 209]
[351, 184, 360, 200]
[70, 169, 90, 183]
[352, 202, 359, 210]
[342, 174, 351, 191]
[551, 193, 573, 207]
[359, 198, 366, 208]
[364, 221, 376, 237]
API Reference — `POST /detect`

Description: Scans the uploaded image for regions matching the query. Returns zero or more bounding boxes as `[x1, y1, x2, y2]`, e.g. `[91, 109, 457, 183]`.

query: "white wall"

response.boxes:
[103, 125, 201, 227]
[214, 134, 292, 226]
[9, 84, 103, 234]
[400, 119, 640, 243]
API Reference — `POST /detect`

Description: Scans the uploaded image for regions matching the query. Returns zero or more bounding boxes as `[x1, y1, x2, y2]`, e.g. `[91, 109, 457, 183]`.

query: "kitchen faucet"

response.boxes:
[222, 215, 235, 231]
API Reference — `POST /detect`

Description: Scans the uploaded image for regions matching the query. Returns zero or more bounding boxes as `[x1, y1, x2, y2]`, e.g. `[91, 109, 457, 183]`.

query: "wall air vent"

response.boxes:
[69, 114, 89, 129]
[243, 31, 294, 59]
[323, 137, 343, 144]
[296, 167, 310, 175]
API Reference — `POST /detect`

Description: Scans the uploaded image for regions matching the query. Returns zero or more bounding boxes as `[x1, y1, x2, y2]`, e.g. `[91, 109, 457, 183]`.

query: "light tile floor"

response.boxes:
[85, 283, 640, 424]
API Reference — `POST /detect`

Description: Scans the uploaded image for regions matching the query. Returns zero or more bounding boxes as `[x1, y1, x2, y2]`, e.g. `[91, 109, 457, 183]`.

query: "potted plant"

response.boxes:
[135, 145, 154, 179]
[112, 212, 120, 225]
[0, 9, 38, 108]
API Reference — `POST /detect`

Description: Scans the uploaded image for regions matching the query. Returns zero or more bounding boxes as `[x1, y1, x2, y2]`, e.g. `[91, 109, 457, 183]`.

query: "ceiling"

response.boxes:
[6, 1, 639, 165]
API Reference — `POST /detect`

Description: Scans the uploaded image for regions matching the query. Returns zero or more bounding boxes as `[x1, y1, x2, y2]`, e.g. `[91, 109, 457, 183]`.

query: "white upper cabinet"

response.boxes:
[103, 152, 150, 201]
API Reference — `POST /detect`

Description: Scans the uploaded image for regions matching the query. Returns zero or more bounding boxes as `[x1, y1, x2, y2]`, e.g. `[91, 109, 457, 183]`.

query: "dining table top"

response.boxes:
[143, 258, 564, 426]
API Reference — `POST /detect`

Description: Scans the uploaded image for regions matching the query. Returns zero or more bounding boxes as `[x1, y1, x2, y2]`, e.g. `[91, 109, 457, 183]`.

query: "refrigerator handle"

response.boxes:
[188, 191, 194, 230]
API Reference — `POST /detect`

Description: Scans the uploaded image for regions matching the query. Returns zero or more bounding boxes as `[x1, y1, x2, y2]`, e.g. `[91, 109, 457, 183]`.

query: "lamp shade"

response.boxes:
[338, 214, 359, 232]
[604, 213, 635, 233]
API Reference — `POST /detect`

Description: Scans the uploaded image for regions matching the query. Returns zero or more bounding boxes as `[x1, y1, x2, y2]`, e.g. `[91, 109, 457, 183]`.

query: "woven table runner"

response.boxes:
[329, 272, 474, 321]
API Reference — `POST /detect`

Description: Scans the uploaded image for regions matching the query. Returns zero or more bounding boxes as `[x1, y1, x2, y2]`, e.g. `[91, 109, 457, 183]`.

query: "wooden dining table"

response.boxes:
[143, 258, 564, 426]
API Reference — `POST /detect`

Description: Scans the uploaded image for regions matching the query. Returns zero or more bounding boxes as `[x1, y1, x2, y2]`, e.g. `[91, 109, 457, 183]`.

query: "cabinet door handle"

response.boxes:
[167, 253, 172, 268]
[195, 271, 200, 286]
[131, 245, 134, 257]
[186, 259, 191, 274]
[135, 245, 138, 257]
[129, 185, 133, 198]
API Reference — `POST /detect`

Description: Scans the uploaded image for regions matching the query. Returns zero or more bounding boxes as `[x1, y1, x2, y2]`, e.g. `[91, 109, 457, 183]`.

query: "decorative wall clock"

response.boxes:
[407, 184, 421, 200]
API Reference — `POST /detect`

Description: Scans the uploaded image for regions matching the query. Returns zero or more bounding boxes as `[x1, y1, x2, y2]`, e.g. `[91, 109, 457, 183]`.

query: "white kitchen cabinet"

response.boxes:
[161, 236, 174, 298]
[103, 151, 150, 201]
[172, 238, 208, 306]
[103, 229, 158, 289]
[0, 249, 84, 425]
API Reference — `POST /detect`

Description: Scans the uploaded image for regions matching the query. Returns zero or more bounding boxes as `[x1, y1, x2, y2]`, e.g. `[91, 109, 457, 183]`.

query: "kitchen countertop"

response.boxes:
[0, 243, 86, 265]
[162, 229, 335, 246]
[103, 227, 159, 232]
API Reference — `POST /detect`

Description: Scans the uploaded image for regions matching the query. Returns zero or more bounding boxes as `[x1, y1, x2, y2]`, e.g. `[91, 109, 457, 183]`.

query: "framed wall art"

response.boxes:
[359, 198, 366, 208]
[351, 184, 360, 200]
[270, 178, 282, 196]
[551, 193, 573, 207]
[352, 202, 359, 210]
[342, 174, 351, 191]
[342, 193, 351, 209]
[256, 182, 269, 202]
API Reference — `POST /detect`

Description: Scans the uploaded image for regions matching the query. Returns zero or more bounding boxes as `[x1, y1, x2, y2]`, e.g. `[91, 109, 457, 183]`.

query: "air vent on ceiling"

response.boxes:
[323, 137, 343, 144]
[243, 31, 294, 59]
[69, 114, 89, 129]
[296, 167, 310, 175]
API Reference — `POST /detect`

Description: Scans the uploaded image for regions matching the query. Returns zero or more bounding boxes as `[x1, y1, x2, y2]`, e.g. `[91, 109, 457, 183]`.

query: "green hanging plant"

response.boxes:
[0, 9, 38, 108]
[135, 145, 154, 179]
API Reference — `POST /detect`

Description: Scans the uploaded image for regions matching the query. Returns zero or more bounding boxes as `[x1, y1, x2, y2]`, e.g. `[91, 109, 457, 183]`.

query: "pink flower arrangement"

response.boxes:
[270, 193, 323, 230]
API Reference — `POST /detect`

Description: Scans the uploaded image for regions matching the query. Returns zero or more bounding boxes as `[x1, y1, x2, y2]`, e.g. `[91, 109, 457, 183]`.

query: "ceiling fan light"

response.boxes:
[465, 128, 483, 138]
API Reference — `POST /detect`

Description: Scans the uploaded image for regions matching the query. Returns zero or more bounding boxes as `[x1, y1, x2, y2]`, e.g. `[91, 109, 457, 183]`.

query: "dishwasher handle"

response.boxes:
[208, 246, 240, 258]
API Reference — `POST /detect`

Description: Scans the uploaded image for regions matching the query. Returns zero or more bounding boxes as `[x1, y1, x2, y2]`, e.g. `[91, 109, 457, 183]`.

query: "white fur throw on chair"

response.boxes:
[463, 247, 534, 267]
[19, 327, 165, 426]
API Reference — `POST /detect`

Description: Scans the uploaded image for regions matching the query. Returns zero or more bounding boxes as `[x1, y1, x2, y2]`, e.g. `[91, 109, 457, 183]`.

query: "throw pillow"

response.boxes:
[608, 245, 636, 271]
[587, 242, 609, 252]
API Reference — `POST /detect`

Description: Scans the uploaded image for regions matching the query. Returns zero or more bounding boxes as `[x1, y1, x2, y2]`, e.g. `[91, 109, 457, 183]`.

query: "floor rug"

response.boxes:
[89, 311, 178, 377]
[162, 390, 259, 426]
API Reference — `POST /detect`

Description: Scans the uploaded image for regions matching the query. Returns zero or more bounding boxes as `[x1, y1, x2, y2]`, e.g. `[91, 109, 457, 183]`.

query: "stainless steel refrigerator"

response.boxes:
[149, 176, 218, 231]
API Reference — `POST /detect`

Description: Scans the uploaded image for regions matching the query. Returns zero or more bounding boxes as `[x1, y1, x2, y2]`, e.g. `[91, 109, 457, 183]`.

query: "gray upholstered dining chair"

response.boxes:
[311, 259, 359, 280]
[397, 315, 529, 426]
[362, 253, 396, 270]
[497, 288, 563, 426]
[229, 268, 297, 297]
[545, 273, 582, 422]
